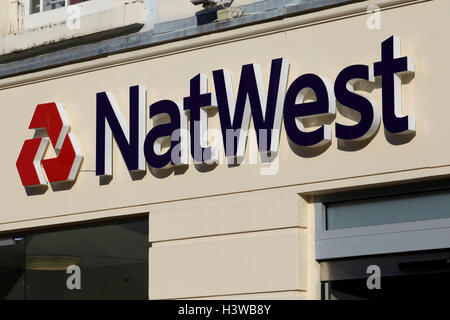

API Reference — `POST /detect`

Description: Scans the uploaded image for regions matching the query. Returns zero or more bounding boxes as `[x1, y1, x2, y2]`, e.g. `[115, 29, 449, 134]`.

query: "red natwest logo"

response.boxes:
[16, 102, 83, 187]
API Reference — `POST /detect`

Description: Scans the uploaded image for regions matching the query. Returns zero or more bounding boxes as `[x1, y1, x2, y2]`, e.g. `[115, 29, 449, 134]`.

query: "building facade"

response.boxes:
[1, 0, 449, 299]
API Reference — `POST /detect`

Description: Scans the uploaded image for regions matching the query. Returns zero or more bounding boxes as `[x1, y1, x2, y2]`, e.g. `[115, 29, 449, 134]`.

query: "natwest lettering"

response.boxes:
[95, 35, 415, 178]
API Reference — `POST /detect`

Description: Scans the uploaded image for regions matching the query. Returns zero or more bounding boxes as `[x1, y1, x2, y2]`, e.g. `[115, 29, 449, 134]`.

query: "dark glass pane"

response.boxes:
[327, 272, 450, 300]
[30, 0, 41, 14]
[24, 218, 148, 300]
[0, 238, 25, 299]
[322, 251, 450, 300]
[43, 0, 65, 11]
[70, 0, 91, 4]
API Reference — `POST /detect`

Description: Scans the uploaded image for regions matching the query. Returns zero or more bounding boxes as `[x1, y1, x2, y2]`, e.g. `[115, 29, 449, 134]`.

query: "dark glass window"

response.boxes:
[0, 238, 25, 299]
[0, 216, 148, 300]
[321, 250, 450, 300]
[43, 0, 65, 11]
[30, 0, 40, 14]
[70, 0, 91, 4]
[30, 0, 91, 14]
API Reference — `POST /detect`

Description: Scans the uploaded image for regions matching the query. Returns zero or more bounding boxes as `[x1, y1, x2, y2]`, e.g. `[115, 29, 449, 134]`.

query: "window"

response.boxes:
[315, 182, 450, 260]
[315, 183, 450, 300]
[321, 250, 450, 300]
[0, 216, 149, 300]
[24, 0, 116, 29]
[30, 0, 91, 14]
[326, 189, 450, 230]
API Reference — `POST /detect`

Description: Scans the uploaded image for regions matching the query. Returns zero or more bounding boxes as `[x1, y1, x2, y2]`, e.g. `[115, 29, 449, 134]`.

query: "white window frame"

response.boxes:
[315, 196, 450, 261]
[23, 0, 117, 29]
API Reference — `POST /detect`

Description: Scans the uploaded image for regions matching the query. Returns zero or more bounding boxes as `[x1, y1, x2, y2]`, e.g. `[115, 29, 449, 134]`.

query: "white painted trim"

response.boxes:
[24, 0, 118, 29]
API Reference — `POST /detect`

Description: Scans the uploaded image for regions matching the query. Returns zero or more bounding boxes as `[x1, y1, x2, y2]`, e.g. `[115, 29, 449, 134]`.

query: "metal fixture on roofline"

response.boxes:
[189, 0, 235, 10]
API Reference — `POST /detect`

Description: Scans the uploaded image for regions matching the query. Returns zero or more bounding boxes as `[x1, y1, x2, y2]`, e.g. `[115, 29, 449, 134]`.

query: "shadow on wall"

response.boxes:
[288, 138, 331, 158]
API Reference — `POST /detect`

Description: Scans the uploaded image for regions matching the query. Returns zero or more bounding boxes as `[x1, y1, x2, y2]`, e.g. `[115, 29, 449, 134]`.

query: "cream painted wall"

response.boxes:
[0, 1, 9, 36]
[147, 189, 317, 299]
[0, 0, 443, 229]
[155, 0, 197, 23]
[0, 0, 444, 299]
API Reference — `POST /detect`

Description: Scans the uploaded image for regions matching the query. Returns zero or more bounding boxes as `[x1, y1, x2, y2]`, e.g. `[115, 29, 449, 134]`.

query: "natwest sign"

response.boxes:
[17, 36, 416, 188]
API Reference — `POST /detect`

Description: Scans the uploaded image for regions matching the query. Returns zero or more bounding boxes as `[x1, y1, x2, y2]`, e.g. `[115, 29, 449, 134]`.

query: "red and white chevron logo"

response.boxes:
[16, 102, 83, 187]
